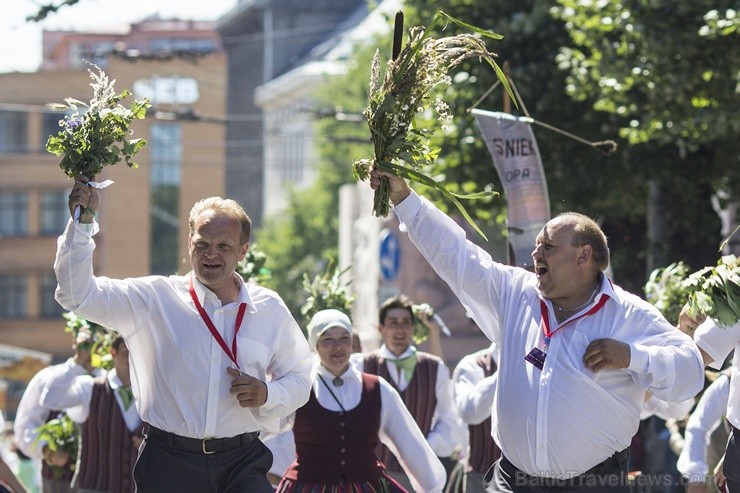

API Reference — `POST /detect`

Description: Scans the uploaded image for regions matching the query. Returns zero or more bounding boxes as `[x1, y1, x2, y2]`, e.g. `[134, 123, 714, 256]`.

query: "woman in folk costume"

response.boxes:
[277, 309, 446, 493]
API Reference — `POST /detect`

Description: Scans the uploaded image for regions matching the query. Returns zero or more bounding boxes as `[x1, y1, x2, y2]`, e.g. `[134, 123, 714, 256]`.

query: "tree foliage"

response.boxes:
[552, 1, 738, 150]
[256, 0, 735, 302]
[401, 0, 732, 290]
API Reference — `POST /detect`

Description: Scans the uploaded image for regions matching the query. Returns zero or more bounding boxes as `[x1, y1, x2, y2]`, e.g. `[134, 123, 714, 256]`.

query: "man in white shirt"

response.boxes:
[680, 311, 740, 493]
[13, 327, 101, 493]
[57, 179, 312, 492]
[40, 335, 143, 493]
[450, 342, 500, 493]
[367, 169, 705, 492]
[677, 370, 731, 493]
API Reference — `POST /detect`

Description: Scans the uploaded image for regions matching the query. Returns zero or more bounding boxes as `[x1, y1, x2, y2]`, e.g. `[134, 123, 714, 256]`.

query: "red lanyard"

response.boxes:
[540, 293, 609, 348]
[189, 277, 246, 369]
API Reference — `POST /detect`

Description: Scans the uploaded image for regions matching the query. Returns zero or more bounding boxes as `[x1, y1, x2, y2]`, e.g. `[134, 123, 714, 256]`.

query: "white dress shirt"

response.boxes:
[677, 372, 730, 483]
[694, 319, 740, 429]
[40, 368, 142, 432]
[393, 191, 705, 478]
[54, 219, 312, 439]
[280, 364, 447, 493]
[639, 394, 695, 421]
[350, 345, 467, 458]
[453, 342, 499, 427]
[13, 359, 94, 459]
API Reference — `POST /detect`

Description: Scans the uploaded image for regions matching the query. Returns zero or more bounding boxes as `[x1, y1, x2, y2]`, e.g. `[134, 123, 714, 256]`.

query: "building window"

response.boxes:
[40, 273, 63, 318]
[149, 38, 217, 53]
[41, 190, 69, 235]
[41, 112, 63, 151]
[150, 123, 182, 275]
[0, 192, 28, 236]
[0, 275, 27, 318]
[0, 110, 28, 154]
[150, 124, 182, 186]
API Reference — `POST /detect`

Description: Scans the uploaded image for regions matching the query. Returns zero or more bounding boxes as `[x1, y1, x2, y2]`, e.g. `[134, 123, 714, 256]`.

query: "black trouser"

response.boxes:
[484, 450, 630, 492]
[725, 427, 740, 493]
[134, 427, 274, 493]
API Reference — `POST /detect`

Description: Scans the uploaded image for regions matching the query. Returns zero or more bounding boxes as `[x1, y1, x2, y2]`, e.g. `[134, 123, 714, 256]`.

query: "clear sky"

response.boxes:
[0, 0, 239, 73]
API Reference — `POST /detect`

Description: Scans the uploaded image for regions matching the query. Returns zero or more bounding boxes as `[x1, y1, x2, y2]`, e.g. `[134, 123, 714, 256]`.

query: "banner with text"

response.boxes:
[472, 109, 550, 269]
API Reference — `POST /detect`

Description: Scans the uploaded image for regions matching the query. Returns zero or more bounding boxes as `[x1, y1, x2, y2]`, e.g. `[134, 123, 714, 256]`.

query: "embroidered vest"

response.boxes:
[73, 377, 144, 493]
[285, 373, 385, 483]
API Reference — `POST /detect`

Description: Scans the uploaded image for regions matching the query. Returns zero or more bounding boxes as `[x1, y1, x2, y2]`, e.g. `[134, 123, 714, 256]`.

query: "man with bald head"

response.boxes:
[368, 168, 704, 492]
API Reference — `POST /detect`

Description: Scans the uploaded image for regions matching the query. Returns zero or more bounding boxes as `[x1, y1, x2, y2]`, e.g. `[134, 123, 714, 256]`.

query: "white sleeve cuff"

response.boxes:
[627, 343, 650, 373]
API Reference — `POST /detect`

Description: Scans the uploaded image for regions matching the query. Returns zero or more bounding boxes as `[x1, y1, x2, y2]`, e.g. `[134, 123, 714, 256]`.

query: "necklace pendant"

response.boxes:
[332, 376, 344, 387]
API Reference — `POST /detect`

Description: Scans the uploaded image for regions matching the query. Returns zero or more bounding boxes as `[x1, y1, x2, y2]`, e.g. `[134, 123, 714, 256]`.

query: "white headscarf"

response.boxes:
[307, 309, 352, 350]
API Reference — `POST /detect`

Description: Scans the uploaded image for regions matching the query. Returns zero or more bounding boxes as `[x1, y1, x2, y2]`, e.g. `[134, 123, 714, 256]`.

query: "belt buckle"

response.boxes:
[202, 438, 216, 455]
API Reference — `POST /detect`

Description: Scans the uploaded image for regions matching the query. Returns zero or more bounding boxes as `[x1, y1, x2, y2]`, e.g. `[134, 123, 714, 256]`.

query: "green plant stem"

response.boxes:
[373, 176, 391, 217]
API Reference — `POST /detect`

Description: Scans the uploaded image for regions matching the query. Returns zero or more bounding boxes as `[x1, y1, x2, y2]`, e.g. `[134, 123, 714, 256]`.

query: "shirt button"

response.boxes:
[340, 460, 345, 465]
[340, 435, 345, 440]
[341, 448, 346, 453]
[340, 422, 345, 427]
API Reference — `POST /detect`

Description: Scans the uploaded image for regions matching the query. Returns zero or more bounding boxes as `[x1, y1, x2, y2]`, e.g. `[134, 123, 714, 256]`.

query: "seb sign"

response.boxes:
[133, 77, 199, 105]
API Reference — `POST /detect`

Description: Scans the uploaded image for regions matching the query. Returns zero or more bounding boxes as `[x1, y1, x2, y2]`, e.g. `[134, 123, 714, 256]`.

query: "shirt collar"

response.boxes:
[189, 272, 255, 310]
[314, 362, 360, 383]
[379, 344, 416, 360]
[107, 368, 123, 390]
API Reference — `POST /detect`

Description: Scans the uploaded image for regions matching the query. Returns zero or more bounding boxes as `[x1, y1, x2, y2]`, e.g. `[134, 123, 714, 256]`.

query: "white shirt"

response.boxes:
[393, 192, 705, 478]
[453, 343, 499, 427]
[13, 359, 94, 459]
[350, 345, 467, 458]
[279, 364, 447, 493]
[677, 372, 730, 483]
[54, 219, 312, 439]
[639, 394, 695, 421]
[694, 319, 740, 428]
[40, 368, 143, 432]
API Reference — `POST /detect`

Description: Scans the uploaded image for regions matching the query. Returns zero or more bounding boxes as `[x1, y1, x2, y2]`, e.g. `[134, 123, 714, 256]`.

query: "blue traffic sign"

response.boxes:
[379, 229, 401, 282]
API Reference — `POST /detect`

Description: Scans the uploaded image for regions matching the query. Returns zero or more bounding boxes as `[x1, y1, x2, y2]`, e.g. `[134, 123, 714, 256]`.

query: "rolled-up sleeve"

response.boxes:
[694, 319, 740, 370]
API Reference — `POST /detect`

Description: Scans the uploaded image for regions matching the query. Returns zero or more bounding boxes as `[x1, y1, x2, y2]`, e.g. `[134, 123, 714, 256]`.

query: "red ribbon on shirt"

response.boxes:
[189, 277, 246, 369]
[540, 294, 609, 346]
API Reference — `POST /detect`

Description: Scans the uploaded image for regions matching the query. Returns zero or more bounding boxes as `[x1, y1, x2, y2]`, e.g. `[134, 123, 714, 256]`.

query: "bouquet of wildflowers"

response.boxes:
[352, 11, 511, 240]
[684, 255, 740, 327]
[46, 64, 150, 178]
[301, 263, 355, 327]
[644, 261, 692, 324]
[645, 256, 740, 328]
[63, 311, 113, 371]
[411, 302, 451, 344]
[411, 303, 435, 345]
[33, 414, 79, 478]
[236, 244, 273, 285]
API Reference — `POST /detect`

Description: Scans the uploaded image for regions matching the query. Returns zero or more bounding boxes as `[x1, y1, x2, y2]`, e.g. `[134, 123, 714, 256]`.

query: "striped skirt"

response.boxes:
[275, 474, 408, 493]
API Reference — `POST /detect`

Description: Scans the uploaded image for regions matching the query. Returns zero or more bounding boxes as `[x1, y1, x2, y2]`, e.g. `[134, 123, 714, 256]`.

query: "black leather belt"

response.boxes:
[583, 448, 630, 476]
[146, 425, 260, 455]
[501, 448, 630, 486]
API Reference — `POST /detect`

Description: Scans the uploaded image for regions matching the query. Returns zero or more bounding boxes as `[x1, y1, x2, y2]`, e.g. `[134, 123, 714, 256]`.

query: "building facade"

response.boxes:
[0, 17, 227, 416]
[217, 0, 367, 227]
